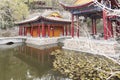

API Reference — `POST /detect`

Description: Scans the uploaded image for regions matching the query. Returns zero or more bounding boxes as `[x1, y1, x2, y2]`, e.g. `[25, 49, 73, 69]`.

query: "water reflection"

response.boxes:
[0, 44, 71, 80]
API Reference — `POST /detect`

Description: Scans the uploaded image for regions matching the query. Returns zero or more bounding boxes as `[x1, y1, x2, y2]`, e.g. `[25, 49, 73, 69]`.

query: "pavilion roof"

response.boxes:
[15, 10, 71, 25]
[74, 0, 93, 6]
[60, 0, 120, 9]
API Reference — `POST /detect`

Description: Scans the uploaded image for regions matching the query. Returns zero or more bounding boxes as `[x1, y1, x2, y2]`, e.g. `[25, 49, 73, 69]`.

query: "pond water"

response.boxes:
[0, 43, 71, 80]
[0, 43, 120, 80]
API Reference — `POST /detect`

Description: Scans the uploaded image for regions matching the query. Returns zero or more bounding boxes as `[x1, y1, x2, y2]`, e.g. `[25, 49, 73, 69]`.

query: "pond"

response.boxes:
[0, 43, 120, 80]
[0, 43, 71, 80]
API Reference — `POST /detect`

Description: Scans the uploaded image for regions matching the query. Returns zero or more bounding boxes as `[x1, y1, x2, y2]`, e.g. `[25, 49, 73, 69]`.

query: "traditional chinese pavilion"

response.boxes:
[16, 11, 71, 38]
[60, 0, 120, 40]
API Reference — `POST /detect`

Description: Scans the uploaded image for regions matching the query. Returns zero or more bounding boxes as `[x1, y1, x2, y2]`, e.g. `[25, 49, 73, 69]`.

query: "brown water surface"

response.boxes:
[0, 43, 70, 80]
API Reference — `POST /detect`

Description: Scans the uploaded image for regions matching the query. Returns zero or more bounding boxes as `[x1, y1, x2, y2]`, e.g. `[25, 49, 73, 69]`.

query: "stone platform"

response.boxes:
[26, 36, 71, 46]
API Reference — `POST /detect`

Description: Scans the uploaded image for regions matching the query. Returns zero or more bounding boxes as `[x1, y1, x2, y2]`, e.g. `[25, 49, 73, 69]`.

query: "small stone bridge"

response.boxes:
[0, 36, 26, 45]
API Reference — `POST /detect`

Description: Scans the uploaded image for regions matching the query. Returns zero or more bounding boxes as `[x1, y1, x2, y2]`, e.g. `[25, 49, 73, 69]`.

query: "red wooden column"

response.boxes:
[31, 26, 33, 37]
[42, 22, 45, 37]
[103, 10, 108, 40]
[62, 26, 64, 36]
[71, 14, 74, 37]
[65, 25, 68, 36]
[69, 24, 71, 36]
[37, 24, 40, 37]
[24, 27, 26, 36]
[25, 27, 27, 36]
[52, 26, 54, 37]
[92, 18, 97, 35]
[48, 24, 50, 37]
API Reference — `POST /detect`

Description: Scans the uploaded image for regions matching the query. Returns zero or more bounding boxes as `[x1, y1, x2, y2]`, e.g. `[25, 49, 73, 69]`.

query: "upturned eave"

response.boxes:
[60, 1, 93, 10]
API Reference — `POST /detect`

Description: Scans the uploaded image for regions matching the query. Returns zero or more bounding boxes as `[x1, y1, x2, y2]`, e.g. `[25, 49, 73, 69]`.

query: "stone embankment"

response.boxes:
[26, 36, 71, 46]
[63, 37, 120, 57]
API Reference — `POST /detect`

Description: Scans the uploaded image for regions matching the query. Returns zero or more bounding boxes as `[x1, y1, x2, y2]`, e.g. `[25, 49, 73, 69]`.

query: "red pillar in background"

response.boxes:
[62, 26, 64, 36]
[71, 14, 74, 37]
[65, 25, 68, 36]
[69, 25, 71, 36]
[38, 24, 40, 37]
[31, 26, 33, 37]
[25, 27, 27, 36]
[48, 24, 50, 37]
[52, 26, 54, 37]
[42, 22, 45, 37]
[92, 18, 97, 35]
[103, 10, 108, 40]
[24, 27, 26, 36]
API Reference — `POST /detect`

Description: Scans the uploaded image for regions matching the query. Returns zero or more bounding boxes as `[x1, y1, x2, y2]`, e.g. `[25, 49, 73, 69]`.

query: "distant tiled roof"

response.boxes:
[60, 0, 120, 9]
[15, 10, 71, 25]
[74, 0, 93, 6]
